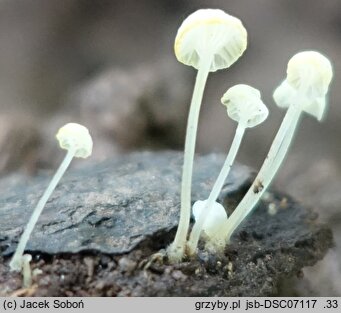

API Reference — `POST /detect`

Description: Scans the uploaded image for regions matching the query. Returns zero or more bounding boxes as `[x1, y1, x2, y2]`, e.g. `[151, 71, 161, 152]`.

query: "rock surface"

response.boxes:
[0, 151, 250, 256]
[0, 151, 333, 296]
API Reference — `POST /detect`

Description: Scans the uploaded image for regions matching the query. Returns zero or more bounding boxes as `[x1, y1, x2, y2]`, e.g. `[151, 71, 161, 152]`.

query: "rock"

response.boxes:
[118, 257, 137, 274]
[0, 151, 333, 296]
[0, 151, 250, 255]
[275, 158, 341, 296]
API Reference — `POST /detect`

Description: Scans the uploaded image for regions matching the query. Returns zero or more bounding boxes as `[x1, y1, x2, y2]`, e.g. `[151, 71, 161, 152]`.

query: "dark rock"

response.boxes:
[0, 151, 250, 255]
[0, 151, 333, 296]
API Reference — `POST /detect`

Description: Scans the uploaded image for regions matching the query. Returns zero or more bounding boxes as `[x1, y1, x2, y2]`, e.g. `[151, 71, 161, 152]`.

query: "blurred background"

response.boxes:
[0, 0, 340, 295]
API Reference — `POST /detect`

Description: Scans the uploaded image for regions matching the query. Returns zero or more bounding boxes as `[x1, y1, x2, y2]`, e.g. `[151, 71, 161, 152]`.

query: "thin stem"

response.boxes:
[168, 58, 211, 262]
[187, 121, 246, 255]
[262, 112, 300, 187]
[10, 149, 75, 271]
[223, 106, 301, 242]
[22, 255, 32, 288]
[256, 104, 300, 179]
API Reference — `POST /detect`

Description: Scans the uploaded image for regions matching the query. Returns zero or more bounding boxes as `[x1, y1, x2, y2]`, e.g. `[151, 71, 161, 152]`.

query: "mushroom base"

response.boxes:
[0, 152, 333, 296]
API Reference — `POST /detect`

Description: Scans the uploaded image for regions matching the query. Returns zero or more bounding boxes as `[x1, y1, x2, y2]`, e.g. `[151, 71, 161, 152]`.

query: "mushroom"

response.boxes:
[222, 51, 333, 243]
[168, 8, 247, 262]
[187, 84, 269, 255]
[191, 200, 228, 253]
[9, 123, 93, 273]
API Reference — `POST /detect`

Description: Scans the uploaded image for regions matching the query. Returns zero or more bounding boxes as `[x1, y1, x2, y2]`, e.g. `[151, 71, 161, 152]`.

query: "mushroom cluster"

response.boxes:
[222, 51, 333, 244]
[7, 7, 334, 282]
[168, 9, 333, 262]
[168, 8, 247, 263]
[187, 84, 268, 255]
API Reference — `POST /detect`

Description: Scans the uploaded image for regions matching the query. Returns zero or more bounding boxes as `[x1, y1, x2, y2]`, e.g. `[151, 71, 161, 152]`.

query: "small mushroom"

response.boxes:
[9, 123, 93, 272]
[187, 84, 268, 255]
[168, 8, 247, 262]
[222, 51, 333, 243]
[192, 200, 228, 253]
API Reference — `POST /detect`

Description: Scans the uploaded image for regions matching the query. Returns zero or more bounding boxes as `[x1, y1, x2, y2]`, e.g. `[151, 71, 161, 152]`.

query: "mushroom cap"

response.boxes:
[192, 200, 227, 239]
[273, 80, 326, 121]
[174, 9, 247, 72]
[221, 84, 269, 128]
[56, 123, 93, 158]
[287, 51, 333, 98]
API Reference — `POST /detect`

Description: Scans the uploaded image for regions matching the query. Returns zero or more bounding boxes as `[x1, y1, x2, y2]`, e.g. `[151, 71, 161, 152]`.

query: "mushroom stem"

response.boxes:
[262, 108, 301, 186]
[9, 148, 76, 272]
[223, 104, 301, 242]
[256, 104, 300, 178]
[187, 120, 247, 255]
[168, 57, 212, 262]
[22, 254, 32, 288]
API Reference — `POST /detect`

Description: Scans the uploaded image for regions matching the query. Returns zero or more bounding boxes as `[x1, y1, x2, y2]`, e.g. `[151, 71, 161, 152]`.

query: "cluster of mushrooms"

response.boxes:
[9, 8, 333, 285]
[167, 9, 333, 262]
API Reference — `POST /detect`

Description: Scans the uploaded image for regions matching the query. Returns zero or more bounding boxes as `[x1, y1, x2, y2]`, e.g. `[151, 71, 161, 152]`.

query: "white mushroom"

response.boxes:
[222, 51, 333, 243]
[187, 84, 268, 255]
[168, 8, 247, 262]
[192, 200, 228, 253]
[10, 123, 93, 272]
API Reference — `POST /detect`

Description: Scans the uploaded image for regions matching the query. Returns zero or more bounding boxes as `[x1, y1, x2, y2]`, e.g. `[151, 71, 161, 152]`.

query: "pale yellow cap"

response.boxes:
[274, 51, 333, 121]
[273, 80, 326, 121]
[287, 51, 333, 98]
[221, 84, 269, 128]
[56, 123, 93, 158]
[174, 9, 247, 72]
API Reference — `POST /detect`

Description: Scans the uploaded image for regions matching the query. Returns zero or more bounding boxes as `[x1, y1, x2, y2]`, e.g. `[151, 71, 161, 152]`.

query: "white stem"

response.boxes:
[262, 113, 299, 187]
[223, 106, 301, 242]
[22, 254, 32, 288]
[256, 104, 300, 179]
[187, 121, 246, 255]
[168, 57, 211, 262]
[10, 149, 75, 271]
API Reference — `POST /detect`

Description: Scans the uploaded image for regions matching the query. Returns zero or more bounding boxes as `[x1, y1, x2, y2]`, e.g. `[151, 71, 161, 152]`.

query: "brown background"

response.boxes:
[0, 0, 340, 295]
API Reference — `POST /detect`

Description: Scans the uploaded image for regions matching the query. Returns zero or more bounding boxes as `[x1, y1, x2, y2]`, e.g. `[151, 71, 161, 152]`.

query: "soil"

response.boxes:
[0, 152, 333, 296]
